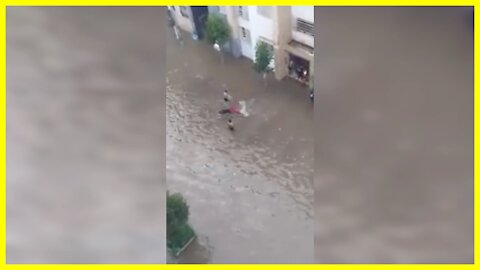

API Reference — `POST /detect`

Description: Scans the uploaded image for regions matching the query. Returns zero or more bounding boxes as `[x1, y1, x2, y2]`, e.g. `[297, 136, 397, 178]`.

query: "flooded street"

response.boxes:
[166, 28, 314, 263]
[6, 6, 472, 264]
[314, 7, 473, 263]
[7, 7, 166, 263]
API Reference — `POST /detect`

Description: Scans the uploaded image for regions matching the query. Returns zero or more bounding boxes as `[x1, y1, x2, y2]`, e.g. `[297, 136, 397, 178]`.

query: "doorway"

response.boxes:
[288, 53, 310, 85]
[191, 6, 208, 40]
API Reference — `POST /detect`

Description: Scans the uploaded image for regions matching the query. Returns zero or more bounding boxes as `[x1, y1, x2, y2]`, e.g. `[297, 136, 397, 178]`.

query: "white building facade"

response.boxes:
[169, 6, 314, 87]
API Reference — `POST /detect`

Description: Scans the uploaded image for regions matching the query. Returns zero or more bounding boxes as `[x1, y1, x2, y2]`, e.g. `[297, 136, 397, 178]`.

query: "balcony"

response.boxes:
[286, 39, 314, 59]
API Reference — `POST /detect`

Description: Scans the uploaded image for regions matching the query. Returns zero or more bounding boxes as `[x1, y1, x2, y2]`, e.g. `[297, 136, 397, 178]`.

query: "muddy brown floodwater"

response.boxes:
[314, 7, 473, 263]
[166, 27, 314, 263]
[7, 7, 166, 263]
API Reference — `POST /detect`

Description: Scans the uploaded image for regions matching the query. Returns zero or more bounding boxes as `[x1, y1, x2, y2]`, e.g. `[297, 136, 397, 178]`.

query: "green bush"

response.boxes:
[254, 41, 273, 74]
[254, 41, 273, 86]
[167, 192, 189, 225]
[205, 13, 230, 46]
[167, 192, 195, 254]
[167, 223, 195, 253]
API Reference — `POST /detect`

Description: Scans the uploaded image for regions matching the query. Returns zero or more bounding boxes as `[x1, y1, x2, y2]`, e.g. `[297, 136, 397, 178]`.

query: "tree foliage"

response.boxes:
[254, 41, 273, 75]
[167, 192, 189, 226]
[205, 13, 230, 45]
[167, 192, 195, 254]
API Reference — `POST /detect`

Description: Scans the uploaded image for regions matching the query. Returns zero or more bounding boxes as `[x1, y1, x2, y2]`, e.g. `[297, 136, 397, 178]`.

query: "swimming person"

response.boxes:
[219, 103, 241, 115]
[223, 89, 232, 103]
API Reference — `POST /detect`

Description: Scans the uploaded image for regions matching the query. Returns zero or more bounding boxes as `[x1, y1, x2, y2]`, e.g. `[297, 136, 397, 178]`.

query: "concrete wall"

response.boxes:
[238, 6, 275, 61]
[224, 6, 242, 58]
[273, 6, 292, 80]
[292, 6, 314, 21]
[170, 6, 194, 33]
[208, 6, 315, 83]
[250, 6, 275, 43]
[291, 6, 314, 48]
[237, 7, 253, 59]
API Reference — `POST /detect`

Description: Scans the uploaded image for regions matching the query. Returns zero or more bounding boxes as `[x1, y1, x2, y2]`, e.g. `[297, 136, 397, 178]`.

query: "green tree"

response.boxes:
[254, 41, 273, 87]
[205, 13, 230, 63]
[167, 192, 195, 255]
[167, 192, 189, 226]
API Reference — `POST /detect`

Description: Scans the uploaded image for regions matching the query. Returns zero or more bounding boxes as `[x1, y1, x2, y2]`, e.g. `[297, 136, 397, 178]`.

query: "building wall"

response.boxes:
[224, 7, 243, 58]
[204, 6, 315, 84]
[274, 6, 293, 80]
[249, 6, 275, 45]
[291, 6, 314, 48]
[170, 6, 194, 33]
[291, 6, 314, 22]
[237, 6, 275, 61]
[236, 7, 252, 59]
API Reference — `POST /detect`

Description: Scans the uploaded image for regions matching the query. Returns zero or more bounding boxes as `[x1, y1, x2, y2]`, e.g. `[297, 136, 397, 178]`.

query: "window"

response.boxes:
[257, 6, 272, 18]
[238, 6, 249, 20]
[180, 6, 189, 18]
[240, 27, 251, 44]
[296, 18, 314, 37]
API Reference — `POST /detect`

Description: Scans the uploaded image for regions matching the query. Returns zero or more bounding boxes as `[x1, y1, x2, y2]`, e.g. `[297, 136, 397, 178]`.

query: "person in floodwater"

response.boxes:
[227, 119, 234, 131]
[218, 102, 241, 115]
[223, 89, 232, 103]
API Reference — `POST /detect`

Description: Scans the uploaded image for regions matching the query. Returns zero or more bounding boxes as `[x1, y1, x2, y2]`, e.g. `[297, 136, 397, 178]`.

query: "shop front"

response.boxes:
[288, 53, 310, 85]
[285, 40, 314, 88]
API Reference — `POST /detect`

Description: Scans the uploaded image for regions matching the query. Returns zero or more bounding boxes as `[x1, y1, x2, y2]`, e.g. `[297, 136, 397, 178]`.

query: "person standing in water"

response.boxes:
[223, 89, 232, 103]
[227, 119, 234, 131]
